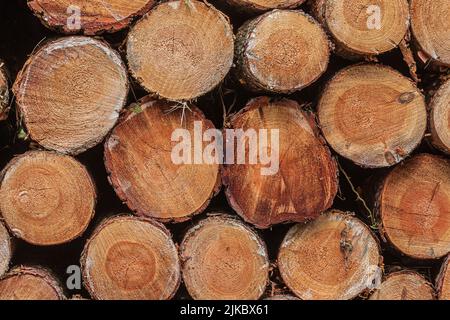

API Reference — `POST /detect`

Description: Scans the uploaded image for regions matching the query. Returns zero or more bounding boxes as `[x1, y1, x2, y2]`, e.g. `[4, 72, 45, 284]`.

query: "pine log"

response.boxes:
[81, 215, 180, 300]
[437, 255, 450, 300]
[278, 210, 382, 300]
[222, 97, 338, 229]
[429, 79, 450, 155]
[369, 270, 435, 300]
[377, 154, 450, 260]
[126, 0, 234, 101]
[0, 221, 12, 277]
[311, 0, 410, 59]
[225, 0, 305, 12]
[104, 96, 220, 222]
[180, 214, 269, 300]
[0, 151, 96, 245]
[235, 10, 329, 93]
[410, 0, 450, 67]
[0, 60, 9, 121]
[28, 0, 155, 35]
[318, 64, 427, 168]
[13, 36, 128, 155]
[0, 266, 65, 300]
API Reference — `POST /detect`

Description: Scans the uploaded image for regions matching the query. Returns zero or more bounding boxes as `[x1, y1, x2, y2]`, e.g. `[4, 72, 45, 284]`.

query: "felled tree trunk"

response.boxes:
[235, 9, 329, 93]
[0, 151, 96, 245]
[81, 215, 180, 300]
[27, 0, 155, 35]
[180, 214, 269, 300]
[376, 154, 450, 260]
[278, 210, 382, 300]
[310, 0, 410, 59]
[429, 79, 450, 155]
[13, 36, 128, 155]
[437, 255, 450, 300]
[0, 221, 12, 278]
[0, 266, 65, 300]
[317, 64, 427, 168]
[0, 60, 9, 121]
[224, 0, 305, 13]
[126, 0, 234, 101]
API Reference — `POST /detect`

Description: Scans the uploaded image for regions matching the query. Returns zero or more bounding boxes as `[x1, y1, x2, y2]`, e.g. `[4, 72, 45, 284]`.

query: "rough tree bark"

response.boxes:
[180, 214, 269, 300]
[126, 0, 234, 101]
[0, 151, 96, 246]
[27, 0, 155, 35]
[369, 270, 435, 300]
[0, 221, 12, 278]
[81, 215, 180, 300]
[0, 60, 9, 121]
[278, 210, 382, 300]
[13, 36, 128, 155]
[437, 255, 450, 300]
[225, 0, 305, 12]
[429, 79, 450, 155]
[317, 64, 427, 168]
[235, 9, 329, 93]
[222, 97, 339, 229]
[376, 154, 450, 260]
[310, 0, 410, 59]
[104, 96, 220, 222]
[0, 266, 65, 300]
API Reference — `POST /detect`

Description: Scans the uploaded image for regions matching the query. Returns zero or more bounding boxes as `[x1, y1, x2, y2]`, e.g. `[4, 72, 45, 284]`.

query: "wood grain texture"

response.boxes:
[28, 0, 155, 35]
[0, 60, 9, 121]
[180, 214, 269, 300]
[225, 0, 305, 12]
[126, 0, 234, 101]
[278, 210, 382, 300]
[81, 215, 180, 300]
[0, 221, 12, 278]
[0, 151, 96, 245]
[378, 154, 450, 260]
[13, 36, 128, 155]
[437, 255, 450, 300]
[429, 79, 450, 155]
[222, 97, 338, 229]
[318, 64, 427, 168]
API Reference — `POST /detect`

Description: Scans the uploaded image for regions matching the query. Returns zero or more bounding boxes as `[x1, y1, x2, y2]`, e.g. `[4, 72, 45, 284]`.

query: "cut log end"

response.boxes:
[411, 0, 450, 67]
[28, 0, 155, 35]
[225, 0, 305, 12]
[0, 266, 65, 300]
[318, 64, 427, 168]
[430, 79, 450, 155]
[13, 36, 128, 155]
[369, 271, 435, 300]
[0, 151, 96, 246]
[235, 10, 329, 93]
[278, 210, 382, 300]
[126, 0, 234, 101]
[0, 222, 12, 277]
[0, 61, 9, 121]
[222, 97, 338, 229]
[180, 215, 269, 300]
[437, 255, 450, 300]
[81, 215, 180, 300]
[379, 154, 450, 260]
[105, 96, 220, 222]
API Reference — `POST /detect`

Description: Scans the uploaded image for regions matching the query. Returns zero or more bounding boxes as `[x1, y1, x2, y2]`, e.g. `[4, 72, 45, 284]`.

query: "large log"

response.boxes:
[81, 215, 180, 300]
[13, 36, 128, 155]
[0, 60, 9, 121]
[235, 9, 329, 93]
[437, 255, 450, 300]
[180, 214, 269, 300]
[278, 210, 382, 300]
[0, 151, 96, 245]
[126, 0, 234, 101]
[429, 79, 450, 155]
[0, 221, 12, 278]
[376, 154, 450, 260]
[225, 0, 305, 12]
[317, 64, 427, 168]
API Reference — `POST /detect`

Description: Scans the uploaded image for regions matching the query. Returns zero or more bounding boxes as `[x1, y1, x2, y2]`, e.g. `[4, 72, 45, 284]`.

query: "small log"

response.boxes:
[369, 270, 435, 300]
[429, 79, 450, 155]
[180, 214, 269, 300]
[104, 96, 220, 222]
[126, 0, 234, 101]
[28, 0, 155, 35]
[0, 221, 12, 277]
[0, 266, 65, 300]
[311, 0, 410, 59]
[377, 154, 450, 260]
[225, 0, 305, 12]
[13, 36, 128, 155]
[0, 60, 9, 121]
[235, 9, 329, 93]
[437, 255, 450, 300]
[222, 97, 338, 229]
[81, 215, 180, 300]
[410, 0, 450, 67]
[278, 210, 382, 300]
[318, 64, 427, 168]
[0, 151, 96, 245]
